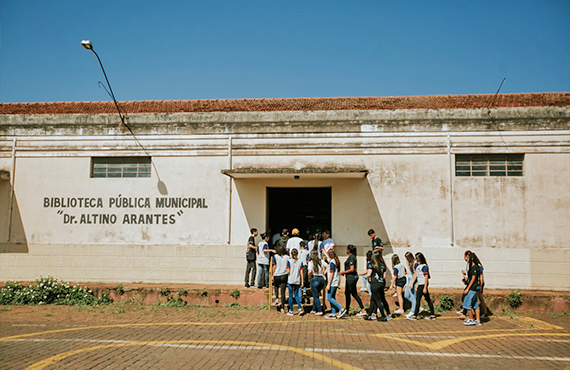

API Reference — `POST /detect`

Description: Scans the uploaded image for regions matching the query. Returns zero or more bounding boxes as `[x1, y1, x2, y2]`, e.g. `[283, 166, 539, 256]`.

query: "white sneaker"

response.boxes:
[406, 315, 417, 321]
[287, 311, 294, 316]
[464, 319, 476, 326]
[394, 309, 404, 315]
[337, 308, 347, 319]
[360, 288, 367, 292]
[385, 315, 393, 321]
[474, 320, 482, 326]
[356, 312, 367, 317]
[392, 292, 398, 297]
[419, 307, 425, 313]
[325, 314, 337, 320]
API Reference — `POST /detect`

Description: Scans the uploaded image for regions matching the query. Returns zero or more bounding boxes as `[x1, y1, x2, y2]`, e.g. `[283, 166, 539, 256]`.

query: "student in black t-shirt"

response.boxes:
[340, 244, 367, 317]
[367, 229, 384, 253]
[365, 249, 391, 322]
[244, 228, 258, 288]
[462, 252, 482, 326]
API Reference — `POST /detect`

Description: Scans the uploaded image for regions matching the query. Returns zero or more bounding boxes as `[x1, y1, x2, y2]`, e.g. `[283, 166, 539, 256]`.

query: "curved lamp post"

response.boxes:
[81, 40, 168, 195]
[81, 40, 126, 126]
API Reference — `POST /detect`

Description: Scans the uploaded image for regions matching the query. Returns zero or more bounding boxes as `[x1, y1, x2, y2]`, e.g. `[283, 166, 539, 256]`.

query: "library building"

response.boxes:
[1, 93, 569, 291]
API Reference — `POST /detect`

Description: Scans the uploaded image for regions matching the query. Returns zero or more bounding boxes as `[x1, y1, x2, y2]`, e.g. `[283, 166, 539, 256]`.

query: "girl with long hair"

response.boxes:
[340, 244, 367, 317]
[359, 250, 373, 297]
[403, 251, 421, 319]
[286, 249, 305, 316]
[389, 254, 406, 315]
[463, 252, 482, 326]
[408, 252, 436, 320]
[307, 248, 326, 316]
[272, 245, 289, 313]
[365, 249, 391, 321]
[325, 249, 346, 319]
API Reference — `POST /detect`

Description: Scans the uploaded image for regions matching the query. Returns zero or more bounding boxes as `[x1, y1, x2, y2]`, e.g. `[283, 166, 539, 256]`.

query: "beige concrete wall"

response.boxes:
[2, 148, 568, 290]
[10, 156, 229, 245]
[2, 243, 567, 290]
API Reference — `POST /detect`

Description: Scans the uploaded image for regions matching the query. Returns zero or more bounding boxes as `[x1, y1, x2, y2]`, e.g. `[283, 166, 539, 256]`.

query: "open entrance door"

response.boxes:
[267, 187, 331, 240]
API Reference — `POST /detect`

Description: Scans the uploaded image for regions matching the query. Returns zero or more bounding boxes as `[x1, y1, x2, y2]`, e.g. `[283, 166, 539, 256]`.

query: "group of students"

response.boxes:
[245, 227, 487, 324]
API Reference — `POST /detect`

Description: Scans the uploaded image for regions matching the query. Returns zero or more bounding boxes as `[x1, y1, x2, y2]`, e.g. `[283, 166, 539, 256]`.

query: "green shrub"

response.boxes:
[163, 296, 187, 307]
[0, 276, 111, 306]
[229, 288, 240, 299]
[115, 284, 125, 295]
[438, 295, 454, 311]
[508, 290, 522, 308]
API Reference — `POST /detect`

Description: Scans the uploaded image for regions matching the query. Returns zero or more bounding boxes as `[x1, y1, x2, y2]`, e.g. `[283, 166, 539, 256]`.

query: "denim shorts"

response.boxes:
[395, 277, 406, 288]
[463, 289, 479, 310]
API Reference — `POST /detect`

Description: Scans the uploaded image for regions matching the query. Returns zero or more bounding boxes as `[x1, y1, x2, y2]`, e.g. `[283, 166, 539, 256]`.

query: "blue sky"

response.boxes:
[1, 0, 569, 103]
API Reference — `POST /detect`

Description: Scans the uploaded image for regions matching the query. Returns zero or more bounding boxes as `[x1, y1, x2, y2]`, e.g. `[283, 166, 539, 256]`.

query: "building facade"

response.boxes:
[1, 93, 569, 290]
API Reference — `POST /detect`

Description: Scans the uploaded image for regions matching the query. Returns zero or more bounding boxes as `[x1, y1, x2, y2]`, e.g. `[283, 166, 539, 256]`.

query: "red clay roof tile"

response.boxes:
[1, 93, 569, 115]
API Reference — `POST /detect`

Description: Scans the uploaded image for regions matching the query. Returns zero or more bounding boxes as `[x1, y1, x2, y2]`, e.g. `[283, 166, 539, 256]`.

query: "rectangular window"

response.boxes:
[455, 154, 524, 177]
[91, 157, 151, 178]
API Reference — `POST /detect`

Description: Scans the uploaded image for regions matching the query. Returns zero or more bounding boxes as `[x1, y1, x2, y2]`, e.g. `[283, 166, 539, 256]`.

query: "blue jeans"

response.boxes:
[463, 289, 479, 310]
[327, 286, 343, 314]
[404, 281, 417, 313]
[310, 276, 325, 313]
[257, 264, 269, 287]
[288, 284, 302, 311]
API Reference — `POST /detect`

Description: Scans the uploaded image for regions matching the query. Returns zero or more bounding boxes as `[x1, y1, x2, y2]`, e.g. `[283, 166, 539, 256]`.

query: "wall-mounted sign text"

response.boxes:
[43, 196, 208, 225]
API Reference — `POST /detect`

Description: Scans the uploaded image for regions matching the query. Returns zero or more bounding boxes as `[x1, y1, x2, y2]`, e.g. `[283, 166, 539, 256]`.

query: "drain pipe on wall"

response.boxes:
[7, 139, 17, 242]
[227, 136, 233, 245]
[447, 134, 455, 247]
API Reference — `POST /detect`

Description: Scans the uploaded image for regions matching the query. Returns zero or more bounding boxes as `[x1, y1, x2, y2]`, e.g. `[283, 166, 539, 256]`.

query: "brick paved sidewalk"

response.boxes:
[1, 304, 569, 370]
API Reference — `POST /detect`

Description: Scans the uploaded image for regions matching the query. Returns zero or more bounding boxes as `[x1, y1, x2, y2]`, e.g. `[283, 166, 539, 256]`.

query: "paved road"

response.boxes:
[1, 305, 569, 369]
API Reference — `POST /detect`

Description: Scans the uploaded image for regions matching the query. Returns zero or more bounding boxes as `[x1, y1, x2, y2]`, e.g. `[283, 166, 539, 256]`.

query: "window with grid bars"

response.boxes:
[91, 157, 151, 178]
[455, 154, 524, 177]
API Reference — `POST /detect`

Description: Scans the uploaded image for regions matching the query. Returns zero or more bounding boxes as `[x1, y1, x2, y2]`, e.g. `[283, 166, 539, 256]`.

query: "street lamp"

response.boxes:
[80, 40, 125, 126]
[81, 40, 168, 195]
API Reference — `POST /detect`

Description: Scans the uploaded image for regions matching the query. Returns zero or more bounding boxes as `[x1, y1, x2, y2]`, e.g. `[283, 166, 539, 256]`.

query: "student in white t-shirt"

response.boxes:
[320, 230, 335, 259]
[286, 249, 305, 316]
[389, 254, 407, 315]
[307, 249, 327, 316]
[298, 241, 310, 303]
[286, 228, 303, 255]
[256, 233, 275, 289]
[307, 232, 322, 256]
[325, 249, 346, 319]
[409, 252, 436, 320]
[272, 246, 289, 313]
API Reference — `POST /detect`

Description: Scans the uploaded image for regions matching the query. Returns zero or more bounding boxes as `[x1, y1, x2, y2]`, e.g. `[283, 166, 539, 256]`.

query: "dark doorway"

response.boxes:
[267, 187, 331, 240]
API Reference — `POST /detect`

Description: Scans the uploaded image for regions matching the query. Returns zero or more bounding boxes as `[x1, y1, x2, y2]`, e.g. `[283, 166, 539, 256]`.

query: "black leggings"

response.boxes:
[414, 284, 435, 316]
[345, 275, 364, 311]
[368, 280, 390, 317]
[274, 275, 288, 310]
